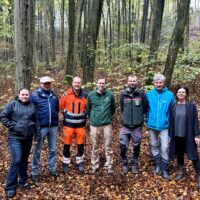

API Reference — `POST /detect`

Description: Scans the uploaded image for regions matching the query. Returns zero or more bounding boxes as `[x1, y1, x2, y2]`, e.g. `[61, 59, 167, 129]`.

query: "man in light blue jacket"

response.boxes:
[146, 74, 174, 180]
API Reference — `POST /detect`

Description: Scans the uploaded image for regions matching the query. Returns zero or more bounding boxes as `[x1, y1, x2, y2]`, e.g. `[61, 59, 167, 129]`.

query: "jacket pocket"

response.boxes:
[13, 120, 35, 137]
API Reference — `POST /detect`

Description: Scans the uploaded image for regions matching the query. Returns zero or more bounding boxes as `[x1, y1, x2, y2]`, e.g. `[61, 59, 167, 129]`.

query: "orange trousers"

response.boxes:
[63, 126, 86, 145]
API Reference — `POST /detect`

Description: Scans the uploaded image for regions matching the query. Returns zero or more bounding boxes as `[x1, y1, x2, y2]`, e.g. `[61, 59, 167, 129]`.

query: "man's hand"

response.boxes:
[195, 137, 200, 146]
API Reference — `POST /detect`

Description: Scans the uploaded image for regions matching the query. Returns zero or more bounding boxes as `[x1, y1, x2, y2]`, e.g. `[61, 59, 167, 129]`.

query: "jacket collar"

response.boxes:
[38, 87, 53, 97]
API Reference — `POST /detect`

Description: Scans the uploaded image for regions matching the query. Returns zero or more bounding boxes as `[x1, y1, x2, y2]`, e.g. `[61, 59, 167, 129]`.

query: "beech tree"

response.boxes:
[163, 0, 191, 87]
[14, 0, 35, 92]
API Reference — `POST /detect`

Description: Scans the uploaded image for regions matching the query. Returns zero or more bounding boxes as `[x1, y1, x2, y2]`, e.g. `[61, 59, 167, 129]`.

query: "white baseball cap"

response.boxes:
[40, 76, 52, 83]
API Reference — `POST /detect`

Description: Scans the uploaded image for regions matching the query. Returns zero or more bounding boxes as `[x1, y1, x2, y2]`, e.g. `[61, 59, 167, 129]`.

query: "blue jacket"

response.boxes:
[146, 87, 174, 131]
[30, 88, 59, 128]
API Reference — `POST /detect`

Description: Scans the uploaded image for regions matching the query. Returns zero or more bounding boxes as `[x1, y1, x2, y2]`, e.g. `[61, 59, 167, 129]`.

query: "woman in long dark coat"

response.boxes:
[0, 88, 38, 198]
[169, 85, 200, 188]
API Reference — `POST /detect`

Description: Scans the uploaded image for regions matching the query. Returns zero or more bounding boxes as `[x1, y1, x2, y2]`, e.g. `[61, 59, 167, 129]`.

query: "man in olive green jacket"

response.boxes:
[87, 77, 116, 174]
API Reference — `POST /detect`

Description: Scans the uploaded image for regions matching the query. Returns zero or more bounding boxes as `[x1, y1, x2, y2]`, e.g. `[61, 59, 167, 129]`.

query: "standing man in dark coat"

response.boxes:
[31, 76, 59, 182]
[119, 74, 147, 174]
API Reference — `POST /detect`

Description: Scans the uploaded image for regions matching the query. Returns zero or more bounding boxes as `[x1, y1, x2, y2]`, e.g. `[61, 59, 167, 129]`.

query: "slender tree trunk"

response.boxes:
[14, 0, 35, 92]
[163, 0, 190, 87]
[49, 0, 56, 61]
[140, 0, 149, 43]
[61, 0, 65, 64]
[148, 0, 165, 61]
[107, 0, 112, 64]
[43, 0, 49, 66]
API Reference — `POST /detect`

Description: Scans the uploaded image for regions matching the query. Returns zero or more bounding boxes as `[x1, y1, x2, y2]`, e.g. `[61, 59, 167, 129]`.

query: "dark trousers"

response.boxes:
[63, 144, 84, 158]
[6, 137, 33, 191]
[175, 136, 200, 176]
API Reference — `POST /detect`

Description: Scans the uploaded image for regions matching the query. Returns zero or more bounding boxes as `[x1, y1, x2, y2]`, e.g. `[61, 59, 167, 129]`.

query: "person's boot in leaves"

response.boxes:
[154, 155, 161, 175]
[175, 164, 184, 181]
[197, 176, 200, 189]
[161, 160, 170, 181]
[77, 162, 84, 174]
[131, 164, 139, 174]
[62, 163, 70, 174]
[122, 164, 128, 174]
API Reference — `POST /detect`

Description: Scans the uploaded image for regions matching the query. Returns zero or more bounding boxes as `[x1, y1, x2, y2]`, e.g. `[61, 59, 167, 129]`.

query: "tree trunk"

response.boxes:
[60, 0, 65, 67]
[148, 0, 165, 61]
[66, 0, 84, 77]
[49, 0, 56, 61]
[14, 0, 35, 92]
[43, 0, 49, 66]
[163, 0, 190, 87]
[140, 0, 149, 43]
[81, 0, 104, 84]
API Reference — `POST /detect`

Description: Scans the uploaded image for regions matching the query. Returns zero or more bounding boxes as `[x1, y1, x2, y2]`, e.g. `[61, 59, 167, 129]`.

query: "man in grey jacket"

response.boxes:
[119, 74, 146, 174]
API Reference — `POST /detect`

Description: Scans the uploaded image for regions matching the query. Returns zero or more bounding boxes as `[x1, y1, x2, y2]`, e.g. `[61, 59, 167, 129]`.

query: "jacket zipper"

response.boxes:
[48, 97, 51, 127]
[156, 93, 160, 129]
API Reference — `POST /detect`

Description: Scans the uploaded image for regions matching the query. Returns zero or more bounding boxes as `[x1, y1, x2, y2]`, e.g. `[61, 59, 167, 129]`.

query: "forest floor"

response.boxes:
[0, 68, 200, 199]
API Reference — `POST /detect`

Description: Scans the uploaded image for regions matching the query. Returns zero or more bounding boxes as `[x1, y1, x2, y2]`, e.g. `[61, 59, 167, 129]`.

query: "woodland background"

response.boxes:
[1, 0, 200, 199]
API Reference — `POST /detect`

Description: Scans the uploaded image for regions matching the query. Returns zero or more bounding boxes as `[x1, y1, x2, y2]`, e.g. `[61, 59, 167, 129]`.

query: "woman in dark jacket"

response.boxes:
[0, 88, 38, 198]
[169, 85, 200, 188]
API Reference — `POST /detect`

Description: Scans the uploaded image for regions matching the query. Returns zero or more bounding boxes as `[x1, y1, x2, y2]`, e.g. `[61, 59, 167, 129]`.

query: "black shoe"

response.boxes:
[32, 175, 39, 182]
[122, 165, 128, 174]
[6, 190, 16, 198]
[77, 163, 84, 173]
[162, 170, 170, 181]
[197, 176, 200, 189]
[90, 168, 99, 175]
[22, 183, 31, 190]
[62, 163, 70, 174]
[154, 165, 161, 175]
[107, 168, 114, 175]
[132, 165, 139, 174]
[175, 169, 184, 181]
[50, 171, 58, 177]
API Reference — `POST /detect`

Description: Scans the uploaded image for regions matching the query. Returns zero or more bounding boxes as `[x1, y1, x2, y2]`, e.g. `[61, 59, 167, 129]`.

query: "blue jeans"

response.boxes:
[149, 129, 169, 162]
[32, 126, 58, 175]
[6, 137, 33, 191]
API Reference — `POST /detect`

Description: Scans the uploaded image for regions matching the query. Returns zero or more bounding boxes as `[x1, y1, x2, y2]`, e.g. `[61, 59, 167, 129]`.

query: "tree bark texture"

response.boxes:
[140, 0, 149, 43]
[49, 0, 56, 61]
[149, 0, 165, 60]
[163, 0, 190, 87]
[66, 0, 84, 76]
[14, 0, 35, 92]
[81, 0, 104, 84]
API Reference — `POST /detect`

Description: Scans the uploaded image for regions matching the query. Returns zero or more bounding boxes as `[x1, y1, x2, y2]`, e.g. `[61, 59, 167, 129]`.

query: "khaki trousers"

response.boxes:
[90, 124, 113, 170]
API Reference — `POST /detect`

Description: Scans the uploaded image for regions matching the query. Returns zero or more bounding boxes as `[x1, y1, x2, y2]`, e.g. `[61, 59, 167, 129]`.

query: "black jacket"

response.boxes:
[0, 97, 38, 139]
[120, 87, 147, 128]
[169, 102, 200, 160]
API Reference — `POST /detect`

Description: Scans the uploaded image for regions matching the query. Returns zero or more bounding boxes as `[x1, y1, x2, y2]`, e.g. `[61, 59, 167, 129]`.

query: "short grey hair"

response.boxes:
[153, 73, 166, 82]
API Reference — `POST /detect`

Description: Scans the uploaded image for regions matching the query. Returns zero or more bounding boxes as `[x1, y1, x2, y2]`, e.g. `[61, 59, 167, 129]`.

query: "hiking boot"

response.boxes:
[90, 168, 99, 175]
[131, 165, 139, 174]
[122, 164, 128, 174]
[6, 190, 16, 198]
[77, 163, 84, 174]
[50, 171, 58, 177]
[62, 163, 70, 174]
[175, 165, 184, 181]
[107, 168, 114, 175]
[154, 156, 161, 175]
[22, 183, 31, 190]
[32, 175, 39, 182]
[197, 176, 200, 189]
[161, 161, 170, 181]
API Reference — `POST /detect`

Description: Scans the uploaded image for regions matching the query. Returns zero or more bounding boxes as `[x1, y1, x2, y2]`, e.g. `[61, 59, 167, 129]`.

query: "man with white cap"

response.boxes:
[31, 76, 59, 182]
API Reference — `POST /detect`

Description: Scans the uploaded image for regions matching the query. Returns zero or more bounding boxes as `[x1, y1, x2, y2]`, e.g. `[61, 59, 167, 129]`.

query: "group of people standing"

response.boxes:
[1, 73, 200, 198]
